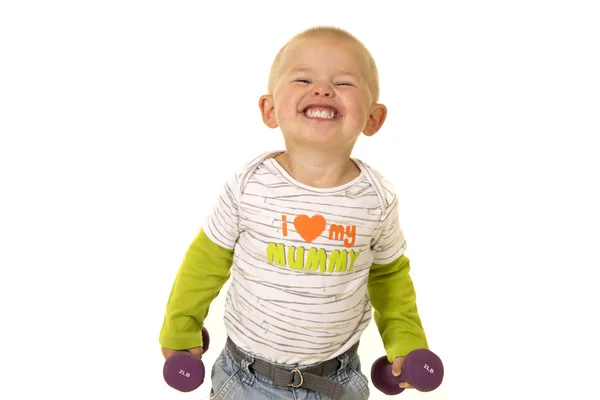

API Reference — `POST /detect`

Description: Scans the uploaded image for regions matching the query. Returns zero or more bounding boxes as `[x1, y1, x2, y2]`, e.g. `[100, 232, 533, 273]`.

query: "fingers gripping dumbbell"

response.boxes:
[371, 348, 444, 395]
[163, 327, 210, 392]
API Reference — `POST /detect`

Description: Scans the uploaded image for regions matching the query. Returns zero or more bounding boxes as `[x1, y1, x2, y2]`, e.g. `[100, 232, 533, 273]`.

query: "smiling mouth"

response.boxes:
[301, 106, 340, 120]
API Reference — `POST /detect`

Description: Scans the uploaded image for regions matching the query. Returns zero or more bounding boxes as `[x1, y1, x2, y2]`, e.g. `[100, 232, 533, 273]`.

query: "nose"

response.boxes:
[312, 81, 334, 98]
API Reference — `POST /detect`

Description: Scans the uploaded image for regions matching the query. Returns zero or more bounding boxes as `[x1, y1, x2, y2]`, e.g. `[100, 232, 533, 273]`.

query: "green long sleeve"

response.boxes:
[159, 228, 234, 350]
[368, 254, 428, 362]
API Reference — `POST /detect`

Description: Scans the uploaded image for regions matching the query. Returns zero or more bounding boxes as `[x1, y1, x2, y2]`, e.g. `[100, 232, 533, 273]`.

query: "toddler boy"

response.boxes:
[159, 26, 429, 400]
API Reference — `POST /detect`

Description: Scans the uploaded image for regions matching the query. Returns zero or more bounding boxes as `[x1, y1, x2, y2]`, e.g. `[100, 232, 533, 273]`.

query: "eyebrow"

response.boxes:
[289, 67, 360, 79]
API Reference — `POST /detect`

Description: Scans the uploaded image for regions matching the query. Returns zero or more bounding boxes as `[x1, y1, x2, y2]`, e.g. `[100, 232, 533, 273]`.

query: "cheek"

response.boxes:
[276, 98, 300, 119]
[344, 100, 369, 123]
[275, 104, 298, 121]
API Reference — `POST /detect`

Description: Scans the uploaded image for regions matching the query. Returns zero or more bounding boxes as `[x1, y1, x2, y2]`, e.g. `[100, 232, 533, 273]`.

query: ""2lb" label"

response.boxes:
[179, 369, 191, 378]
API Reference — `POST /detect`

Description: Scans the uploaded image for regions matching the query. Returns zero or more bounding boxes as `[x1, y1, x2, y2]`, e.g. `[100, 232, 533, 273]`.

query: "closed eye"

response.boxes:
[335, 82, 354, 87]
[294, 79, 311, 84]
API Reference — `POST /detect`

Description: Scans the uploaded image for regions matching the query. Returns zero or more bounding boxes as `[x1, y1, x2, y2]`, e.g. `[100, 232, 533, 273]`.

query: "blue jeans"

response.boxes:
[209, 343, 370, 400]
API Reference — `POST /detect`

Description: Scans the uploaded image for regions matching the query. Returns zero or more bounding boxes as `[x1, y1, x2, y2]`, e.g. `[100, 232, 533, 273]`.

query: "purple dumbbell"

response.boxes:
[163, 327, 210, 392]
[371, 348, 444, 395]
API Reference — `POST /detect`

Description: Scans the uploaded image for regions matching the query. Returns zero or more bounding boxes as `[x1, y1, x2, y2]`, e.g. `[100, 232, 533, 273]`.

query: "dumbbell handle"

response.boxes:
[201, 327, 210, 353]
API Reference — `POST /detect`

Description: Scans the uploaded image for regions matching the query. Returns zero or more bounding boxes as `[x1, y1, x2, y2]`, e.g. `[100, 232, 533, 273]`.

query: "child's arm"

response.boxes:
[368, 181, 428, 363]
[159, 228, 234, 352]
[159, 167, 243, 353]
[368, 254, 428, 361]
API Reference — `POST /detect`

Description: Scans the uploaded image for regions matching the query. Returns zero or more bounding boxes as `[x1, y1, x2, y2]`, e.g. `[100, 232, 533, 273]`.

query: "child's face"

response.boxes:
[260, 34, 386, 152]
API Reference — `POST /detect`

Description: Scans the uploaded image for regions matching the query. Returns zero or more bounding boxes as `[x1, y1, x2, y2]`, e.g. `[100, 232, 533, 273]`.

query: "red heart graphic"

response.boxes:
[294, 214, 326, 243]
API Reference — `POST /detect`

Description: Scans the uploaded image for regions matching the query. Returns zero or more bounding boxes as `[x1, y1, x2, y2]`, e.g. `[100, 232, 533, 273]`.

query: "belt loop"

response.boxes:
[238, 352, 256, 386]
[338, 353, 349, 370]
[336, 352, 350, 383]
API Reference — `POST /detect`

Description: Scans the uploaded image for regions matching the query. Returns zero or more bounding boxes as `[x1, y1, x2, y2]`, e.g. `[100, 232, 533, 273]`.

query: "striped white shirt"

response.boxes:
[204, 151, 407, 365]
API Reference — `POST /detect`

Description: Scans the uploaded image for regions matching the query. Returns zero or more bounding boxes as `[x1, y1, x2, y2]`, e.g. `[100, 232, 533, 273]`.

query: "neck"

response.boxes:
[275, 149, 360, 188]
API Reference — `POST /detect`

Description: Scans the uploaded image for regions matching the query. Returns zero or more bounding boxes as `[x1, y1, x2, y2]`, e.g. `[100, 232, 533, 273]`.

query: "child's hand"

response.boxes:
[392, 356, 414, 389]
[161, 346, 203, 360]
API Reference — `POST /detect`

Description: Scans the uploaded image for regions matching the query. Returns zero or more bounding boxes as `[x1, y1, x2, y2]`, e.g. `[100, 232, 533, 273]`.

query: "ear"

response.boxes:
[259, 95, 278, 129]
[363, 103, 387, 136]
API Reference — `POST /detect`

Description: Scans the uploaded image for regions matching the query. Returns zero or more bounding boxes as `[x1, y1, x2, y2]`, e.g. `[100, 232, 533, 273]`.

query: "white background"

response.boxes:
[1, 1, 599, 399]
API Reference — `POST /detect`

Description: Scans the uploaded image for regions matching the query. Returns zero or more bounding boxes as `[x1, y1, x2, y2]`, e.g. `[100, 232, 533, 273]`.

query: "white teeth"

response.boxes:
[304, 108, 337, 119]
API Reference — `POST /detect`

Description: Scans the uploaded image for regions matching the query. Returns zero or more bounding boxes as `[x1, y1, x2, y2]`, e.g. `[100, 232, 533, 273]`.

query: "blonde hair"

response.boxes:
[267, 26, 380, 102]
